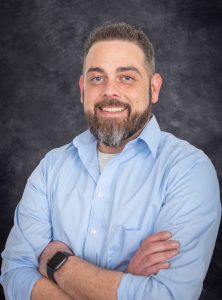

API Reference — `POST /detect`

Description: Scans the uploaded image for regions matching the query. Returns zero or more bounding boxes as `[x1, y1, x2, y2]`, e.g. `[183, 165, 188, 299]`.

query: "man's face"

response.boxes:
[79, 40, 161, 147]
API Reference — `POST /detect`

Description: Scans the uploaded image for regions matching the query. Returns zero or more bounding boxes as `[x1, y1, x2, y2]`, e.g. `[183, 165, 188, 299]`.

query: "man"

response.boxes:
[0, 22, 221, 300]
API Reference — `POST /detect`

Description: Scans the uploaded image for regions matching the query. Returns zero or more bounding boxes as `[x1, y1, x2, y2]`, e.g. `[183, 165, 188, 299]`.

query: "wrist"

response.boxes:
[54, 255, 78, 286]
[47, 251, 73, 283]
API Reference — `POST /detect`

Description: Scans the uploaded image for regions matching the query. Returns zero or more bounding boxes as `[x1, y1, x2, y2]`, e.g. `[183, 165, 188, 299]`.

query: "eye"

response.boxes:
[91, 76, 103, 83]
[121, 75, 135, 82]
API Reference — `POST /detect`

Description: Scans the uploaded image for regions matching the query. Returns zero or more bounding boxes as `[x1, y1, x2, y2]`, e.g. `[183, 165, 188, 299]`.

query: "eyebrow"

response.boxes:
[87, 67, 105, 74]
[86, 66, 142, 77]
[116, 66, 142, 77]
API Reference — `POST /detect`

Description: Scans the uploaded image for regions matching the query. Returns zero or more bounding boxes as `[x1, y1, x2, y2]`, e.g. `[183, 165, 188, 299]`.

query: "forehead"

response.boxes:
[84, 40, 147, 73]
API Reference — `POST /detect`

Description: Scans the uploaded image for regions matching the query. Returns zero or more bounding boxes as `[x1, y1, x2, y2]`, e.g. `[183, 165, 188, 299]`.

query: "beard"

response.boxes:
[84, 97, 152, 148]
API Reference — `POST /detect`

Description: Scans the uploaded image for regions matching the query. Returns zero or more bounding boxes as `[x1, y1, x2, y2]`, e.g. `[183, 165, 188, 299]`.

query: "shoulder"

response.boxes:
[159, 131, 211, 168]
[157, 131, 219, 190]
[45, 142, 77, 164]
[31, 141, 78, 179]
[158, 132, 219, 195]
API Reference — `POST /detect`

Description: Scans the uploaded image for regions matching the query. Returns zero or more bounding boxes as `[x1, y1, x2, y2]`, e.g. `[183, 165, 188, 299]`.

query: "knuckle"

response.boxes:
[146, 244, 152, 252]
[145, 255, 153, 265]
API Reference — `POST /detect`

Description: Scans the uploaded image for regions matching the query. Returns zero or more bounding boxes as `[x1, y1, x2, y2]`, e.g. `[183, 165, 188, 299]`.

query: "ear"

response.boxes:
[150, 73, 162, 104]
[79, 75, 84, 104]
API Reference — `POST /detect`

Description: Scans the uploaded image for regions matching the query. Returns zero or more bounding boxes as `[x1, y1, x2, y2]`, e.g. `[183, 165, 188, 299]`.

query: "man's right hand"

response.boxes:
[126, 231, 180, 276]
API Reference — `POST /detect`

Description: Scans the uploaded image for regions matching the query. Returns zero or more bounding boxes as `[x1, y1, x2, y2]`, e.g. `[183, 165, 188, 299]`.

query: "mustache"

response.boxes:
[95, 98, 131, 111]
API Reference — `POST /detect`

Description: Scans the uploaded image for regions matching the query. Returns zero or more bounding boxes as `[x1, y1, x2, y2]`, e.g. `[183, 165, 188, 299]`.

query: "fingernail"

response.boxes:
[165, 231, 172, 238]
[172, 241, 180, 247]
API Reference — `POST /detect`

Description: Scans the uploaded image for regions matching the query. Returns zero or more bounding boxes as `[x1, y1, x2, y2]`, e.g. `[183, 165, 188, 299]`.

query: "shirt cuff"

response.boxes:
[117, 273, 147, 300]
[1, 267, 42, 300]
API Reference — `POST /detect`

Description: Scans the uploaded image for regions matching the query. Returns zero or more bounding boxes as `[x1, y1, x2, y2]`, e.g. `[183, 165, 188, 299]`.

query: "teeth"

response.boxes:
[101, 107, 125, 112]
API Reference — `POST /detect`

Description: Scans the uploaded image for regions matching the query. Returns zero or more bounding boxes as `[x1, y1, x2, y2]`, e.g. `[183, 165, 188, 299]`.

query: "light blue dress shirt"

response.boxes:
[1, 115, 221, 300]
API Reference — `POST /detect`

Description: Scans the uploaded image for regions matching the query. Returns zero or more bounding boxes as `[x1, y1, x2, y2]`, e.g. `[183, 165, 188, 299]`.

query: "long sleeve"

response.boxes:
[1, 120, 221, 300]
[1, 157, 53, 300]
[117, 155, 221, 300]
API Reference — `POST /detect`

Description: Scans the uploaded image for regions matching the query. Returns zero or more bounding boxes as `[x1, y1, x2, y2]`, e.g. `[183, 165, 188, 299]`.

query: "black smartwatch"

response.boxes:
[47, 251, 72, 282]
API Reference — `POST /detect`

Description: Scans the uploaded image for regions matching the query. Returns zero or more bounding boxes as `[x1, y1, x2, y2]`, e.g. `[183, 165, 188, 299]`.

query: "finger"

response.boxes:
[132, 240, 179, 266]
[140, 262, 171, 276]
[142, 231, 172, 244]
[142, 249, 179, 267]
[141, 240, 180, 255]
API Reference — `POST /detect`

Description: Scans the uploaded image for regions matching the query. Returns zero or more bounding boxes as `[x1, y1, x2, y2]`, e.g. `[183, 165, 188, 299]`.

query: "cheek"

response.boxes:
[132, 93, 150, 111]
[82, 90, 96, 108]
[84, 85, 101, 101]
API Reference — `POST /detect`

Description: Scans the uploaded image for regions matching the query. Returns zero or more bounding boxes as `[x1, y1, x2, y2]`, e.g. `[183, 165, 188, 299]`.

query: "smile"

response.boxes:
[100, 107, 126, 112]
[96, 106, 128, 118]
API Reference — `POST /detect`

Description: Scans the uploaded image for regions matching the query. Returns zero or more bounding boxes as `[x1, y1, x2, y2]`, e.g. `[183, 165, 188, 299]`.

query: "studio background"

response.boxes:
[0, 0, 221, 299]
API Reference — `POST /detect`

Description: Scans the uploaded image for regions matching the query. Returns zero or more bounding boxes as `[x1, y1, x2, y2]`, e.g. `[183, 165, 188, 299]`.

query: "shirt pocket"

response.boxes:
[107, 224, 147, 271]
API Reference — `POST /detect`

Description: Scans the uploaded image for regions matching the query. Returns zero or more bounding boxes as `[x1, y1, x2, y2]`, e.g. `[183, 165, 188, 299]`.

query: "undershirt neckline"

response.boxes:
[97, 148, 116, 172]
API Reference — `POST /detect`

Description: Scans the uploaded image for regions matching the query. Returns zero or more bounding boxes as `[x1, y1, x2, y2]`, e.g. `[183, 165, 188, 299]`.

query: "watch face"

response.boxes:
[47, 252, 68, 270]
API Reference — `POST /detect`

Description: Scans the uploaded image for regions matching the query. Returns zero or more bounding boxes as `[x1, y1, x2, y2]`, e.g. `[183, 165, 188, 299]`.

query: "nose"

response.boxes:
[102, 80, 121, 98]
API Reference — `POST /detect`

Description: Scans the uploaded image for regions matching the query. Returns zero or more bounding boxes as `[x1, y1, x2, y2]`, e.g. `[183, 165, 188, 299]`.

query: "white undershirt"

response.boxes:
[97, 149, 116, 172]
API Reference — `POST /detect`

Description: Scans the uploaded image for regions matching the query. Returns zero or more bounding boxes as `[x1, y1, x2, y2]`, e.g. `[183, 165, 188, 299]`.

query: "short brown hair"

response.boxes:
[83, 22, 155, 76]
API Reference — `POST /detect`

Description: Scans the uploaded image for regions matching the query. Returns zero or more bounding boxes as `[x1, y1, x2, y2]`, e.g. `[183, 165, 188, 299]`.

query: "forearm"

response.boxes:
[54, 256, 123, 300]
[31, 277, 72, 300]
[37, 234, 179, 300]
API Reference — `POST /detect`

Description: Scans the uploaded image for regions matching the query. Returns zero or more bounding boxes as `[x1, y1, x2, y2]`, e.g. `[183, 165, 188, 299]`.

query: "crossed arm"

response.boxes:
[31, 232, 180, 300]
[2, 152, 220, 299]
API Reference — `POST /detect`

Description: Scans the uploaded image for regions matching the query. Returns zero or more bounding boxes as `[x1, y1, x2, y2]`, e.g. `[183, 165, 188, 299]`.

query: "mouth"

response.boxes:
[96, 106, 128, 118]
[94, 98, 130, 118]
[100, 106, 126, 112]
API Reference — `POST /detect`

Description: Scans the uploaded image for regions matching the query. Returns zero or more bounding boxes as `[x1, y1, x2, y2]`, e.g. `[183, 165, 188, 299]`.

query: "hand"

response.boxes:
[126, 231, 180, 276]
[38, 241, 74, 277]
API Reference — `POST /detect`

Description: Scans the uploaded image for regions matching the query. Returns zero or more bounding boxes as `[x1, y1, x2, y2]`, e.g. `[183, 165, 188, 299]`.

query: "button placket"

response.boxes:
[84, 169, 114, 263]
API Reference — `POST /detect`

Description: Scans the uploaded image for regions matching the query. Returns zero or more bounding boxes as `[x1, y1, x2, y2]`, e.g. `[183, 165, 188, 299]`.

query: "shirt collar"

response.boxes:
[137, 114, 161, 158]
[73, 114, 161, 158]
[73, 128, 96, 151]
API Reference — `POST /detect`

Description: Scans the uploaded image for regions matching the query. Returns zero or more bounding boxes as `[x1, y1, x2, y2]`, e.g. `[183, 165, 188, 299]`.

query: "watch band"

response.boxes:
[47, 262, 56, 283]
[47, 251, 72, 283]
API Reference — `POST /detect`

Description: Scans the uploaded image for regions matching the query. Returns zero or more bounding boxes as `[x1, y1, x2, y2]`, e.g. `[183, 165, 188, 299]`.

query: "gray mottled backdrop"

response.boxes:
[0, 0, 221, 299]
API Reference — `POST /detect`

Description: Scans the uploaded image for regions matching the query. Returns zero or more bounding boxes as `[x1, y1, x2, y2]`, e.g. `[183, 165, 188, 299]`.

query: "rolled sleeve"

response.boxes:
[118, 274, 178, 300]
[1, 268, 42, 300]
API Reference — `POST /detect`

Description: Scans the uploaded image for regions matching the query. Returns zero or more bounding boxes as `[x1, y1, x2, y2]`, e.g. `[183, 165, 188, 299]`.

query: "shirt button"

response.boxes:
[90, 228, 97, 235]
[98, 192, 104, 198]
